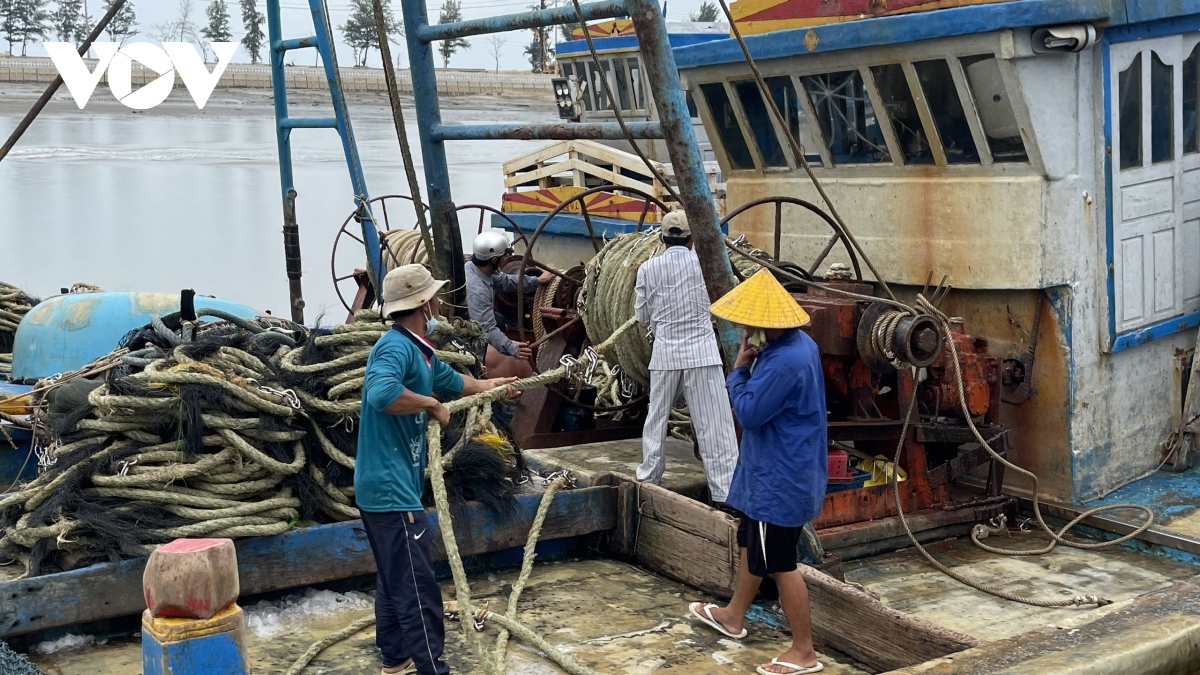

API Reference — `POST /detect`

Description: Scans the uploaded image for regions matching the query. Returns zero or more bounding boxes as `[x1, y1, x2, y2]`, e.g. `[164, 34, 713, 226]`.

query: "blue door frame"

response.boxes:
[1103, 16, 1200, 353]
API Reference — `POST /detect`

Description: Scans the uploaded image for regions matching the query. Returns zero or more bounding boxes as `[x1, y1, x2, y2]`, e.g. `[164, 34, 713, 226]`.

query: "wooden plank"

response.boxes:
[0, 486, 615, 638]
[799, 565, 980, 671]
[635, 479, 736, 546]
[816, 501, 1008, 552]
[501, 139, 573, 174]
[635, 517, 738, 598]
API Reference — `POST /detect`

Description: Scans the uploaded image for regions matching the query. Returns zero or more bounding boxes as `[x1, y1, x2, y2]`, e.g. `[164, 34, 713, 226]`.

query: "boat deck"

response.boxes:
[1082, 463, 1200, 542]
[525, 437, 709, 499]
[27, 558, 870, 674]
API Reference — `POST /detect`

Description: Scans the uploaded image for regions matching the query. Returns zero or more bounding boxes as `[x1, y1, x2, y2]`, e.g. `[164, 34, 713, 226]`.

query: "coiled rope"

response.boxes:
[0, 281, 37, 376]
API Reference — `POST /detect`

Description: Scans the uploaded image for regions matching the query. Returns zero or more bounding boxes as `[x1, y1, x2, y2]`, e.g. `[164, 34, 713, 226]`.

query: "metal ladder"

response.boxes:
[395, 0, 734, 316]
[264, 0, 384, 323]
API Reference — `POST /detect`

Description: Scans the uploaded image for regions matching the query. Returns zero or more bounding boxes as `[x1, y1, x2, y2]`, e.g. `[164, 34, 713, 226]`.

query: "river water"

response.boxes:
[0, 87, 556, 320]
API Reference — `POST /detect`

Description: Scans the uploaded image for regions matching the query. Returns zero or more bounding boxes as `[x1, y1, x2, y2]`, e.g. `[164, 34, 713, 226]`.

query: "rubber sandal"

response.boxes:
[687, 602, 747, 639]
[755, 658, 824, 675]
[382, 660, 416, 675]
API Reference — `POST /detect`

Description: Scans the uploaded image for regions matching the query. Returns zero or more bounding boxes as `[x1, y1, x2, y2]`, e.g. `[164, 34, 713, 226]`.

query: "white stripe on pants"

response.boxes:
[637, 365, 738, 501]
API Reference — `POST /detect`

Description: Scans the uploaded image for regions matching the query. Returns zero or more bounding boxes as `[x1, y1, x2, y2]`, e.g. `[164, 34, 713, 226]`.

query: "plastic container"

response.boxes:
[826, 467, 870, 493]
[827, 448, 850, 479]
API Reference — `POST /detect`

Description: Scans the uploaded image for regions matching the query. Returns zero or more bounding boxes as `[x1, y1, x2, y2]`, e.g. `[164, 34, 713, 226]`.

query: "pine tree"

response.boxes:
[523, 0, 550, 74]
[51, 0, 89, 44]
[201, 0, 230, 43]
[339, 0, 400, 68]
[239, 0, 263, 62]
[103, 0, 137, 44]
[436, 0, 467, 69]
[1, 0, 16, 55]
[9, 0, 51, 56]
[689, 1, 718, 22]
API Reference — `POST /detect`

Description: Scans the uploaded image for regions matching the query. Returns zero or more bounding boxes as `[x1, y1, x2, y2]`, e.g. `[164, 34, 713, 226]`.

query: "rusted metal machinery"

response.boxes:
[333, 189, 1010, 531]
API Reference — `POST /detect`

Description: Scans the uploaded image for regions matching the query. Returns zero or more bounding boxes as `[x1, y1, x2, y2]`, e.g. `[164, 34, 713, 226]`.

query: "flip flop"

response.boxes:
[755, 658, 824, 675]
[687, 601, 747, 639]
[382, 660, 416, 675]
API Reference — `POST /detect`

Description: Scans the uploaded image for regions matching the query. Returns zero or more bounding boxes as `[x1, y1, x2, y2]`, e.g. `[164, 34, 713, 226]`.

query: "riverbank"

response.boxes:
[0, 56, 557, 98]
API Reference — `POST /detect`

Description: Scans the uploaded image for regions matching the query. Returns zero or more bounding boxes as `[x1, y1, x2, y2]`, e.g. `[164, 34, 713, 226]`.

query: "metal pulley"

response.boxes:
[856, 302, 941, 373]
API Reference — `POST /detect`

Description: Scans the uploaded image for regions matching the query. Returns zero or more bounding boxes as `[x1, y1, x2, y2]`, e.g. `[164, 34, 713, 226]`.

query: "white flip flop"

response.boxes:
[687, 601, 747, 639]
[755, 658, 824, 675]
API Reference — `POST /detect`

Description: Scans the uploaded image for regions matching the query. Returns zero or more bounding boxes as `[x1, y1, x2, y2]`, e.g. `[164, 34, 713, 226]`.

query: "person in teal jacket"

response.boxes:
[357, 264, 519, 675]
[688, 269, 827, 675]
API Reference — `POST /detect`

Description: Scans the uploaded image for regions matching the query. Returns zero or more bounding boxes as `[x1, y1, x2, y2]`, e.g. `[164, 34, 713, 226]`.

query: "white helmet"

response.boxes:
[472, 230, 512, 262]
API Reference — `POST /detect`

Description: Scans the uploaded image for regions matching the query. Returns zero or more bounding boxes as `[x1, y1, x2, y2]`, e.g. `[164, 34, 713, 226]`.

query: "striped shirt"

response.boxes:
[634, 245, 723, 371]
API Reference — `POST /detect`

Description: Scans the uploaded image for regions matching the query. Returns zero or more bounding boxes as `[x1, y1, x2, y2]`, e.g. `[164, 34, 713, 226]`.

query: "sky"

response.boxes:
[22, 0, 716, 72]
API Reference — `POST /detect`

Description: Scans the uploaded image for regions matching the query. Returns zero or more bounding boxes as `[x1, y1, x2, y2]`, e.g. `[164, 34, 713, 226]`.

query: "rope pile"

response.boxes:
[0, 282, 38, 376]
[0, 309, 519, 578]
[381, 229, 432, 273]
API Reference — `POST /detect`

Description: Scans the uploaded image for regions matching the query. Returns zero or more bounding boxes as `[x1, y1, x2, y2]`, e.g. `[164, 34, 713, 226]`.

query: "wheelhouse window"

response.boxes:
[1151, 52, 1174, 164]
[961, 55, 1029, 163]
[588, 60, 608, 111]
[914, 60, 980, 164]
[701, 82, 755, 170]
[733, 80, 788, 167]
[871, 64, 934, 164]
[627, 57, 644, 109]
[802, 70, 891, 164]
[764, 76, 822, 165]
[1185, 44, 1198, 154]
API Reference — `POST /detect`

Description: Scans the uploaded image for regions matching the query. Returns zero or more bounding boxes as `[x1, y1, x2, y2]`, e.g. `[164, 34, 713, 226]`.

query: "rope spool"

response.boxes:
[580, 232, 761, 388]
[380, 229, 431, 273]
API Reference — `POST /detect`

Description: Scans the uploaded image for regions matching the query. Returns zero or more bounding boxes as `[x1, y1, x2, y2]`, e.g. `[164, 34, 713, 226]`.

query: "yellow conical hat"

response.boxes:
[710, 268, 810, 329]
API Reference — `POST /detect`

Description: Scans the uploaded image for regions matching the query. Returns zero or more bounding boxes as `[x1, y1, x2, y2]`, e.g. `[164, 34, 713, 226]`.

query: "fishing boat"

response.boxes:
[4, 0, 1200, 673]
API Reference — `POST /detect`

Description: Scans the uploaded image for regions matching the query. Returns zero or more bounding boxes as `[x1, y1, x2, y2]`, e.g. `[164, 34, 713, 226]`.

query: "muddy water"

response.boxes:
[28, 558, 868, 675]
[0, 86, 556, 320]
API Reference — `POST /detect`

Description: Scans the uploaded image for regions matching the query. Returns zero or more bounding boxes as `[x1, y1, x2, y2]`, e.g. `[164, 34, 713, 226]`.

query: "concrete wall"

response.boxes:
[0, 56, 556, 98]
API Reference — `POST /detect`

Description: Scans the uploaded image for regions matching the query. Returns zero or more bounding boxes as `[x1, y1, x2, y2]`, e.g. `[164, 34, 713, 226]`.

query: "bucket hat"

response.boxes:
[710, 268, 811, 329]
[381, 264, 448, 317]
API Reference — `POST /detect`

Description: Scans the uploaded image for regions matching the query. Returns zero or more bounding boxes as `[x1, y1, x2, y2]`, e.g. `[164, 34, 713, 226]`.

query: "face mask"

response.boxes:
[747, 328, 768, 348]
[424, 307, 439, 337]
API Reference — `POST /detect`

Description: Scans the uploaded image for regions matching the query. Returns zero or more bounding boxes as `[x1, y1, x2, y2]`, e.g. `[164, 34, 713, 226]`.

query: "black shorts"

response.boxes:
[737, 515, 802, 577]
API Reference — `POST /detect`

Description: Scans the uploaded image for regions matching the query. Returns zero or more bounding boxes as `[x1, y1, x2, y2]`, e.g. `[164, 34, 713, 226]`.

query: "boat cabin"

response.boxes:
[673, 0, 1200, 503]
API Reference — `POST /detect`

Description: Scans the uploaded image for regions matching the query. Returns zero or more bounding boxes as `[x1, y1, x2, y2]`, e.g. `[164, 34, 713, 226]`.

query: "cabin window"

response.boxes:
[870, 64, 934, 164]
[1151, 52, 1174, 164]
[1185, 45, 1199, 154]
[914, 60, 981, 164]
[960, 55, 1029, 163]
[733, 80, 788, 167]
[686, 91, 699, 118]
[764, 76, 822, 165]
[588, 60, 608, 110]
[612, 59, 631, 111]
[701, 82, 756, 170]
[562, 61, 592, 112]
[1118, 53, 1143, 169]
[627, 57, 645, 109]
[802, 70, 891, 164]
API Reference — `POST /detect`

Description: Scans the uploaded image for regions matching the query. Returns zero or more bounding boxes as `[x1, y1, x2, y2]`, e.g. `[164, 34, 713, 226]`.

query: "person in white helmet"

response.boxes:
[634, 210, 739, 507]
[466, 229, 553, 378]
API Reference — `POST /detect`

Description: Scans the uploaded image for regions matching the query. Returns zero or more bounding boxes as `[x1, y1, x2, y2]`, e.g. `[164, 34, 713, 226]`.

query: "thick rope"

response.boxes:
[883, 294, 1155, 608]
[284, 613, 378, 675]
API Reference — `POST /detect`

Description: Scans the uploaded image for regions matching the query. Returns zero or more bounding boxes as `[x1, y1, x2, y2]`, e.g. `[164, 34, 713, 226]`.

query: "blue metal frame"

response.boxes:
[397, 0, 742, 356]
[266, 0, 384, 294]
[1102, 13, 1200, 353]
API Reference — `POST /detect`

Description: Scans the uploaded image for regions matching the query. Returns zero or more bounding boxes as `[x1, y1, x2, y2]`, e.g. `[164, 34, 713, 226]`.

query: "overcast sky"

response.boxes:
[25, 0, 714, 72]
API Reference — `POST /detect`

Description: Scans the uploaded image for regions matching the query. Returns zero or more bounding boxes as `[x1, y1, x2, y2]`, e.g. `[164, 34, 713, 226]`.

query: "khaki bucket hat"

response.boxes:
[381, 264, 448, 317]
[710, 268, 811, 329]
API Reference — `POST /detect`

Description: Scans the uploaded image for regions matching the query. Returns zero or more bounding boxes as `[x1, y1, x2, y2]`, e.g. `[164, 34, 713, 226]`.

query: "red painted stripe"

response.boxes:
[741, 0, 932, 23]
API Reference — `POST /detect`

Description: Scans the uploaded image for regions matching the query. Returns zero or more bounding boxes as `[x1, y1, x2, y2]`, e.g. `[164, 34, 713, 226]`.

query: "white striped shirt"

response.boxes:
[634, 245, 723, 371]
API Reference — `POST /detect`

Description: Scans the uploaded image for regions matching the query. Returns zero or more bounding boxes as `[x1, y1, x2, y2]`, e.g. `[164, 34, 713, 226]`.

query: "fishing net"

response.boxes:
[0, 309, 526, 577]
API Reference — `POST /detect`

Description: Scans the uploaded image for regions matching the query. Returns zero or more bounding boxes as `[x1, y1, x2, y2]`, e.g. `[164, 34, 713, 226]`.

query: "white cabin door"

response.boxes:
[1110, 37, 1187, 334]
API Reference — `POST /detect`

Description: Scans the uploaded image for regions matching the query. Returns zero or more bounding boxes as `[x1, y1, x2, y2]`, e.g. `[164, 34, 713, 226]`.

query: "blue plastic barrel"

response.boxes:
[11, 292, 258, 381]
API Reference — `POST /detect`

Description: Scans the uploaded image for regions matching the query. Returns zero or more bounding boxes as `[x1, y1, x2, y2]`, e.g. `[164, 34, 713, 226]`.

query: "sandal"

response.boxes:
[755, 658, 824, 675]
[687, 602, 747, 639]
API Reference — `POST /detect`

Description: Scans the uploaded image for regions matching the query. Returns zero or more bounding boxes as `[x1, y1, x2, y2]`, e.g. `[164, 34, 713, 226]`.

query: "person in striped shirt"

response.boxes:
[633, 210, 739, 506]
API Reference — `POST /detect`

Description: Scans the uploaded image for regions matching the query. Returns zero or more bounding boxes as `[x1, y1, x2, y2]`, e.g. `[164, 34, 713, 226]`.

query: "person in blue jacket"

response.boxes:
[688, 269, 827, 675]
[357, 263, 520, 675]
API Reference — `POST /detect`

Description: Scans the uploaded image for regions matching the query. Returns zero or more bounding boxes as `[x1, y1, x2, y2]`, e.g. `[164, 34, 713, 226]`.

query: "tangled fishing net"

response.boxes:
[0, 308, 526, 577]
[0, 282, 39, 377]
